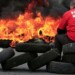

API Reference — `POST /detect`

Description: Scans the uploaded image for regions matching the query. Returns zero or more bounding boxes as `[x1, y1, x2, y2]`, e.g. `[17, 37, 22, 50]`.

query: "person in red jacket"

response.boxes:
[55, 0, 75, 53]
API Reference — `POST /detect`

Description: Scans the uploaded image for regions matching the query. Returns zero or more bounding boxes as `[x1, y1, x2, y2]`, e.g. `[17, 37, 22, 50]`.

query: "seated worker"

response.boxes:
[55, 0, 75, 54]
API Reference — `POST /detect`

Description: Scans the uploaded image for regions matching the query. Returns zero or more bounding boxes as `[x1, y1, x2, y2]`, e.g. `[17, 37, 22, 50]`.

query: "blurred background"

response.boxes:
[0, 0, 71, 19]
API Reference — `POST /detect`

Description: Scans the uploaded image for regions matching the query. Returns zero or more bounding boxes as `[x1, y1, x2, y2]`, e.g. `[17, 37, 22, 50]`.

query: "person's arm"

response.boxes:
[57, 28, 66, 34]
[57, 12, 69, 34]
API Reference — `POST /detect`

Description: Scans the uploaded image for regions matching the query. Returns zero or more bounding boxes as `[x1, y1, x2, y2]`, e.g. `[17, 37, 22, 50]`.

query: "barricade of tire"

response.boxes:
[62, 43, 75, 63]
[15, 42, 51, 53]
[1, 45, 60, 71]
[27, 48, 60, 71]
[46, 43, 75, 74]
[1, 53, 38, 70]
[46, 61, 75, 74]
[0, 47, 15, 63]
[1, 42, 75, 74]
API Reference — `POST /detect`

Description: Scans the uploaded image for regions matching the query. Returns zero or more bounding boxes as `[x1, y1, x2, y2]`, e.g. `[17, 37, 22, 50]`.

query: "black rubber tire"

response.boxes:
[1, 53, 38, 70]
[62, 54, 75, 63]
[0, 40, 11, 48]
[27, 48, 60, 71]
[62, 43, 75, 54]
[0, 47, 15, 63]
[15, 43, 51, 53]
[46, 61, 75, 74]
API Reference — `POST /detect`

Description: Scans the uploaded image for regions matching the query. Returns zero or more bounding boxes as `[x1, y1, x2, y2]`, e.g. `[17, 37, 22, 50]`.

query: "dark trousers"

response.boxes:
[55, 34, 74, 53]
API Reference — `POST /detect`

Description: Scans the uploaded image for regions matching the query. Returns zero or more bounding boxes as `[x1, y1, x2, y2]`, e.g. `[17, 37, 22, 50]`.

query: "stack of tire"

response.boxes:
[0, 40, 37, 70]
[15, 38, 61, 71]
[0, 38, 60, 71]
[11, 42, 60, 71]
[0, 40, 14, 69]
[46, 43, 75, 74]
[0, 47, 15, 69]
[1, 45, 38, 70]
[0, 39, 75, 74]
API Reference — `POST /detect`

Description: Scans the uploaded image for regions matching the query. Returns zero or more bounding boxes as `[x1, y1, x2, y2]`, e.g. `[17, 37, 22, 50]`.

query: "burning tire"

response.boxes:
[46, 61, 75, 74]
[0, 47, 15, 63]
[15, 43, 51, 53]
[62, 43, 75, 63]
[0, 40, 12, 48]
[27, 48, 60, 71]
[1, 53, 38, 70]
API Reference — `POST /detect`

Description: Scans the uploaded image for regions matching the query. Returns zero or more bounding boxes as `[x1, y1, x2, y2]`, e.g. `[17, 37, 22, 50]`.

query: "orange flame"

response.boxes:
[0, 1, 61, 47]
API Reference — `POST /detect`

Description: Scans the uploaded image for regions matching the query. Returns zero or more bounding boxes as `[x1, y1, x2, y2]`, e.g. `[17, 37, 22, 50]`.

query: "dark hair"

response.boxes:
[70, 0, 75, 8]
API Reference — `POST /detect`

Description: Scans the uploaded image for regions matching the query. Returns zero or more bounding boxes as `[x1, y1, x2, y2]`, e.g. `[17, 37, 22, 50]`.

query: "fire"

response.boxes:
[0, 1, 61, 47]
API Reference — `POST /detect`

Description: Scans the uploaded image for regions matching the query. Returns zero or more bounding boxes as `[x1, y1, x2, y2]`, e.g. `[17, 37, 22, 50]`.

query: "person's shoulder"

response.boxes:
[70, 9, 75, 14]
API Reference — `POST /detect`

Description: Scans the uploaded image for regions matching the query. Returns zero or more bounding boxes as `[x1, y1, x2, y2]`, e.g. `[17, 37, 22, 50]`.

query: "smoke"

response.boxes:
[0, 0, 69, 19]
[38, 0, 68, 18]
[62, 0, 71, 9]
[49, 4, 68, 19]
[0, 0, 31, 19]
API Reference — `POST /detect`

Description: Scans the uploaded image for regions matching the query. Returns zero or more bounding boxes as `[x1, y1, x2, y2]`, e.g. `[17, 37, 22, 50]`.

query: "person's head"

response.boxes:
[70, 0, 75, 9]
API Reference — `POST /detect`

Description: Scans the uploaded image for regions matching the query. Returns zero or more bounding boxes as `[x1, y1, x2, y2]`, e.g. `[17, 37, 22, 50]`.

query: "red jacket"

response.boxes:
[58, 8, 75, 41]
